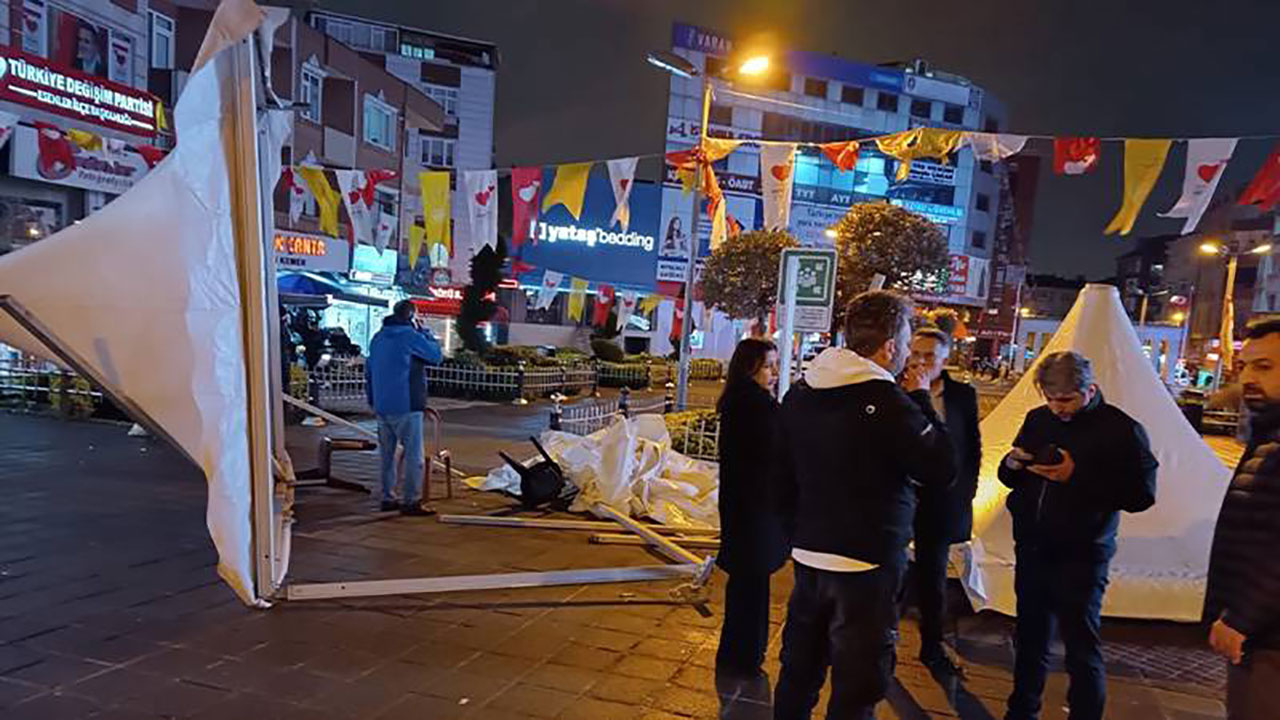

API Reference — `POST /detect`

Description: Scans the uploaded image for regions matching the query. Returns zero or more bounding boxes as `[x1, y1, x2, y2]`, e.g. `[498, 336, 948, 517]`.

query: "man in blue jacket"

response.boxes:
[365, 300, 443, 516]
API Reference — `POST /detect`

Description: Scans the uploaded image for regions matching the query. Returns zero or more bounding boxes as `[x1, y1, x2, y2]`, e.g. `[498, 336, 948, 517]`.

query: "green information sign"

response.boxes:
[777, 247, 838, 333]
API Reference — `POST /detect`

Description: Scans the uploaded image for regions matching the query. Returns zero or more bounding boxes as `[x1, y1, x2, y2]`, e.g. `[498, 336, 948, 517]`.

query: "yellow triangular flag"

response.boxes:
[419, 170, 451, 259]
[1104, 139, 1173, 236]
[155, 101, 169, 132]
[409, 224, 427, 269]
[542, 162, 593, 220]
[640, 294, 662, 314]
[298, 166, 341, 237]
[65, 128, 102, 152]
[875, 128, 965, 181]
[567, 277, 589, 322]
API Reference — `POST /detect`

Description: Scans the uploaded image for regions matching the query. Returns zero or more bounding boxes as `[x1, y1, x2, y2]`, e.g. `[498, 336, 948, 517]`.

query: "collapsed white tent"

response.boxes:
[0, 0, 290, 605]
[963, 283, 1230, 621]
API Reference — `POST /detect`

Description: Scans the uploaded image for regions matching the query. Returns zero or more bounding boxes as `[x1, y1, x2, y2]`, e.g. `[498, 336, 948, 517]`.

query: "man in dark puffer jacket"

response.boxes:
[1206, 318, 1280, 719]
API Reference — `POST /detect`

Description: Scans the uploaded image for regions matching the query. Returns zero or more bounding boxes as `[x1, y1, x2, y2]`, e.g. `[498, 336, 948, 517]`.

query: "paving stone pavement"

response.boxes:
[0, 411, 1228, 719]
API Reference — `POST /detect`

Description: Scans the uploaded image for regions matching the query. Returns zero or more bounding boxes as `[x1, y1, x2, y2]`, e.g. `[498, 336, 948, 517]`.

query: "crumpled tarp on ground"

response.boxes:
[467, 415, 720, 528]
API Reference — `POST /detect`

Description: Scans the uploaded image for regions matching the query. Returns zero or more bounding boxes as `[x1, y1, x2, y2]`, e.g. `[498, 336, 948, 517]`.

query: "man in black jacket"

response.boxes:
[773, 290, 957, 720]
[999, 351, 1157, 720]
[1206, 318, 1280, 719]
[907, 327, 982, 675]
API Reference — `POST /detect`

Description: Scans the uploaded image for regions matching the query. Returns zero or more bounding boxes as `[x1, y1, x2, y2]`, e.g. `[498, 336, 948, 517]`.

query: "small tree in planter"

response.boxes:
[457, 237, 508, 354]
[701, 229, 798, 335]
[832, 203, 948, 329]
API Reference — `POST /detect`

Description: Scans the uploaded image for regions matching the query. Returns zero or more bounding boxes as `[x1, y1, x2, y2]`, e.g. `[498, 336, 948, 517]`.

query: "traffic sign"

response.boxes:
[777, 247, 838, 333]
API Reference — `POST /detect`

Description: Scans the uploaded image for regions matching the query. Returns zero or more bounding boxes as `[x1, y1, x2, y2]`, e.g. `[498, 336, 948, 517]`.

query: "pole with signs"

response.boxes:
[775, 247, 838, 398]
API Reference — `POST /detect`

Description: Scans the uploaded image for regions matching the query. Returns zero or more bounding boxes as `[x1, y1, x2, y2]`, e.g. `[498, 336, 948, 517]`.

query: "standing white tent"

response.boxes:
[964, 284, 1231, 622]
[0, 0, 291, 606]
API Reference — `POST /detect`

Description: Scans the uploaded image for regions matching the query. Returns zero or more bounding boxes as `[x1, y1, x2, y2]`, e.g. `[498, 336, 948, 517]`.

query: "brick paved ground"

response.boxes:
[0, 411, 1227, 719]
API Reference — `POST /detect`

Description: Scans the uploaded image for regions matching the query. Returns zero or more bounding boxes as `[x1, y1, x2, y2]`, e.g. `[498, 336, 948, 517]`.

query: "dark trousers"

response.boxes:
[913, 535, 951, 655]
[773, 563, 901, 720]
[717, 570, 772, 672]
[1229, 649, 1280, 720]
[1006, 549, 1110, 720]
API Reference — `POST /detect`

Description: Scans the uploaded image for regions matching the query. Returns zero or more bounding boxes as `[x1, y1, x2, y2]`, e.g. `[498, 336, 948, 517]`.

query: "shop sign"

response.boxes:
[273, 232, 350, 273]
[350, 244, 398, 286]
[665, 120, 761, 142]
[411, 285, 465, 316]
[890, 198, 964, 226]
[9, 124, 149, 194]
[947, 254, 990, 300]
[0, 46, 158, 135]
[790, 203, 845, 247]
[533, 221, 656, 253]
[671, 23, 733, 56]
[906, 161, 956, 186]
[663, 165, 761, 195]
[904, 74, 971, 106]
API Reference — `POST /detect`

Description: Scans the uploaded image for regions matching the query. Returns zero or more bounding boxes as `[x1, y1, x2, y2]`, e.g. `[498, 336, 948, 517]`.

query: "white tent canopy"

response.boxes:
[964, 284, 1230, 621]
[0, 0, 288, 605]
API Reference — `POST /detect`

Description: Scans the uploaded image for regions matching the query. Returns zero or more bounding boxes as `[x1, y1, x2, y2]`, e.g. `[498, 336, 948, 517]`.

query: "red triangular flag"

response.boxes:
[820, 140, 861, 172]
[1053, 137, 1101, 175]
[136, 144, 168, 169]
[511, 166, 543, 248]
[35, 122, 76, 176]
[1239, 143, 1280, 211]
[592, 283, 616, 327]
[361, 168, 398, 206]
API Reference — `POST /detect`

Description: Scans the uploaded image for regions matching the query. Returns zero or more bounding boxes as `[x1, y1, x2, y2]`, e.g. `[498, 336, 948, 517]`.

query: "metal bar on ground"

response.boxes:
[285, 563, 700, 600]
[590, 533, 721, 549]
[593, 503, 706, 567]
[438, 514, 720, 536]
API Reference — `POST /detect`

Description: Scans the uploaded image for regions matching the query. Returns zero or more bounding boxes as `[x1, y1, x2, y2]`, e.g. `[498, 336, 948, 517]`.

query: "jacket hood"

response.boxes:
[803, 347, 896, 389]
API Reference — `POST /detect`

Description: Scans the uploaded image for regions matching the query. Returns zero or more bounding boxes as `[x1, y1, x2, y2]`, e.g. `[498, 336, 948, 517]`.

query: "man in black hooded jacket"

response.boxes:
[999, 351, 1157, 720]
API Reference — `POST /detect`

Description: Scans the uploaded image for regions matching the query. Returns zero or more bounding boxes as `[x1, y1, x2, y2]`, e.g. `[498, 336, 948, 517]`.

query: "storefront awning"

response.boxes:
[277, 272, 389, 308]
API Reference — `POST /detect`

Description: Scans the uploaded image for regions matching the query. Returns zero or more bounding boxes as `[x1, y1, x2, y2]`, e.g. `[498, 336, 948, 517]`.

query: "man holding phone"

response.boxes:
[999, 351, 1157, 720]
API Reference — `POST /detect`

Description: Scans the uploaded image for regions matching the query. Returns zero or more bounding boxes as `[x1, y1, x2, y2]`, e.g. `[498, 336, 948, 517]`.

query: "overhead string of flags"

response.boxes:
[272, 125, 1280, 292]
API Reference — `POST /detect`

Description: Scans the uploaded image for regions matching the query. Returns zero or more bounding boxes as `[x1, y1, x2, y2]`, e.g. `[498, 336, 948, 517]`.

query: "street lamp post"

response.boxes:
[1200, 239, 1273, 388]
[645, 49, 769, 409]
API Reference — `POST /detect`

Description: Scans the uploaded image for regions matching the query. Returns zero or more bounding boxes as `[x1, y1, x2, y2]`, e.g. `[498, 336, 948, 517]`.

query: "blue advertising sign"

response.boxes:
[671, 23, 733, 57]
[786, 50, 904, 93]
[516, 169, 661, 290]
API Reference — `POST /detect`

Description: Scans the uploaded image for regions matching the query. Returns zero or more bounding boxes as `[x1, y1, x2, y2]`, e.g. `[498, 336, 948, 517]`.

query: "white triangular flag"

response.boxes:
[0, 111, 17, 152]
[335, 170, 375, 245]
[464, 169, 498, 251]
[286, 167, 308, 225]
[964, 132, 1029, 162]
[607, 157, 639, 231]
[536, 270, 563, 310]
[1159, 138, 1238, 235]
[760, 143, 796, 231]
[616, 291, 637, 331]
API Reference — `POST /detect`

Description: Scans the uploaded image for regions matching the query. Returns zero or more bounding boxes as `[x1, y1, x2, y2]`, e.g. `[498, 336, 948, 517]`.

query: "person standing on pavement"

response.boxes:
[715, 338, 788, 678]
[772, 290, 957, 720]
[999, 351, 1157, 720]
[906, 327, 981, 675]
[365, 300, 443, 516]
[1205, 319, 1280, 720]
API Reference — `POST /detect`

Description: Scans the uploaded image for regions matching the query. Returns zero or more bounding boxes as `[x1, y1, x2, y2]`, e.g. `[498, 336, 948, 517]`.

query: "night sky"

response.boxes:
[324, 0, 1280, 279]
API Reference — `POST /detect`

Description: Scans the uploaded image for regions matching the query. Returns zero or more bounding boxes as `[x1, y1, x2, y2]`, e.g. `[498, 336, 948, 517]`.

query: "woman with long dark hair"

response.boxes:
[715, 338, 788, 676]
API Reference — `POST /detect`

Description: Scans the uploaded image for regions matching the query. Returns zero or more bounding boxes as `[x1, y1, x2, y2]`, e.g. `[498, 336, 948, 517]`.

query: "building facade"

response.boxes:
[662, 22, 1007, 309]
[307, 9, 497, 290]
[0, 0, 173, 255]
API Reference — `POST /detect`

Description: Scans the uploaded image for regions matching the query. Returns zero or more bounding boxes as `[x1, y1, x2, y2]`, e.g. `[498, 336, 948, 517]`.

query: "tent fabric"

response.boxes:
[964, 284, 1230, 621]
[0, 0, 274, 604]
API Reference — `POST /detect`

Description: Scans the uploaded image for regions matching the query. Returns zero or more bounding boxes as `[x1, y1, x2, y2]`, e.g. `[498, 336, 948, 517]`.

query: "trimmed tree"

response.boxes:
[457, 237, 508, 354]
[700, 229, 799, 333]
[832, 203, 949, 327]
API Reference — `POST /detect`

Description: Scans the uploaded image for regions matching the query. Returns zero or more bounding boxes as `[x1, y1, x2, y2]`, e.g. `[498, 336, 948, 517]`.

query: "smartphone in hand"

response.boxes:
[1032, 444, 1064, 466]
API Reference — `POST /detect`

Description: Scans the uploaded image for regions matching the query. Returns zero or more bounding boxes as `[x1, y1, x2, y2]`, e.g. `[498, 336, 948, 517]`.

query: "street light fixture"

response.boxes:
[645, 47, 772, 409]
[1200, 242, 1222, 255]
[1253, 243, 1274, 255]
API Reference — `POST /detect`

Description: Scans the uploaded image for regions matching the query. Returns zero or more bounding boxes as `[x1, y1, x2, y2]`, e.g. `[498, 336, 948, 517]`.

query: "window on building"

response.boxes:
[299, 66, 323, 122]
[910, 99, 932, 119]
[803, 77, 828, 99]
[766, 71, 791, 93]
[362, 95, 396, 151]
[976, 193, 991, 212]
[703, 56, 727, 77]
[421, 136, 455, 167]
[979, 159, 993, 174]
[840, 85, 864, 106]
[149, 11, 174, 69]
[877, 91, 899, 113]
[423, 84, 458, 117]
[943, 104, 964, 124]
[708, 104, 733, 127]
[972, 230, 987, 249]
[317, 17, 397, 53]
